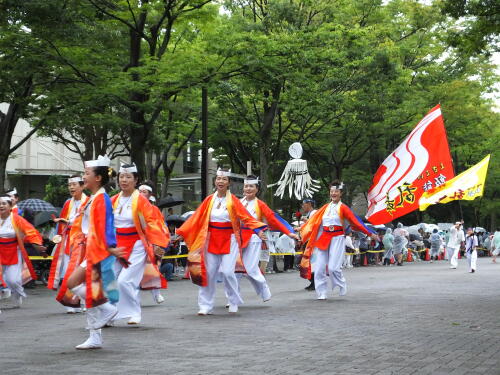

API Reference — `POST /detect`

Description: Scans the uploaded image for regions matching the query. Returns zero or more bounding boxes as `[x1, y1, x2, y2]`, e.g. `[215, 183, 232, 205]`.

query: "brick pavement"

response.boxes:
[1, 257, 499, 375]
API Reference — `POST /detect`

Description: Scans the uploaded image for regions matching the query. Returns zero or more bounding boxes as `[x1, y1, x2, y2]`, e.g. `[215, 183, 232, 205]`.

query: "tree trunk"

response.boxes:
[259, 86, 281, 198]
[0, 153, 8, 192]
[161, 164, 173, 197]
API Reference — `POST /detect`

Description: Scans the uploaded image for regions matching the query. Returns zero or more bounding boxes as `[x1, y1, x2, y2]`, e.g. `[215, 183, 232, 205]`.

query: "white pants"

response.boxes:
[2, 250, 26, 298]
[237, 238, 271, 301]
[199, 235, 243, 311]
[467, 250, 477, 272]
[58, 253, 70, 279]
[449, 247, 459, 268]
[314, 236, 346, 298]
[114, 241, 147, 320]
[343, 253, 353, 268]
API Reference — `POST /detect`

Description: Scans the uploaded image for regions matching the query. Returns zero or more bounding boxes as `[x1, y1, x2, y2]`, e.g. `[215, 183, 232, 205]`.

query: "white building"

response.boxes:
[4, 103, 83, 199]
[4, 104, 242, 208]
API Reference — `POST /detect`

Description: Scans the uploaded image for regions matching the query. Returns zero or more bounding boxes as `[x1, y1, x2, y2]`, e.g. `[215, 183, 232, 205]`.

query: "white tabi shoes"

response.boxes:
[127, 316, 141, 325]
[75, 330, 102, 350]
[0, 288, 12, 300]
[228, 304, 238, 313]
[154, 293, 165, 304]
[91, 303, 118, 330]
[197, 308, 213, 316]
[262, 286, 272, 302]
[339, 285, 347, 296]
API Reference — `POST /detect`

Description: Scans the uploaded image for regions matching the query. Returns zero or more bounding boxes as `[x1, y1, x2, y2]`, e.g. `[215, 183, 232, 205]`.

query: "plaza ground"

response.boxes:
[1, 257, 499, 375]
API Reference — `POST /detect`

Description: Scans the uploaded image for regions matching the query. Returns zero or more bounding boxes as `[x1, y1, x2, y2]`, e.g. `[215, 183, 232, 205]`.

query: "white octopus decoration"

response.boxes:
[268, 142, 320, 200]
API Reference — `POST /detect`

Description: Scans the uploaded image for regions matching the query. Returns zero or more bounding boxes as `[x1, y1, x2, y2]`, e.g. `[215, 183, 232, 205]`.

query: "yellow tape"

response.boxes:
[31, 247, 488, 262]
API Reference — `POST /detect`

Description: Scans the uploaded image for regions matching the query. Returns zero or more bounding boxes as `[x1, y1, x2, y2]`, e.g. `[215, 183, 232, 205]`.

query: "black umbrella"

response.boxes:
[165, 215, 186, 227]
[157, 196, 185, 209]
[18, 199, 56, 212]
[34, 209, 61, 227]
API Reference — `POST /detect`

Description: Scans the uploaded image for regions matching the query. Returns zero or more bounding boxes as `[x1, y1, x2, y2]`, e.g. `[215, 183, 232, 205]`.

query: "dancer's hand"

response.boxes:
[53, 218, 68, 224]
[288, 233, 300, 241]
[108, 246, 126, 258]
[258, 231, 267, 241]
[33, 244, 48, 257]
[153, 245, 165, 258]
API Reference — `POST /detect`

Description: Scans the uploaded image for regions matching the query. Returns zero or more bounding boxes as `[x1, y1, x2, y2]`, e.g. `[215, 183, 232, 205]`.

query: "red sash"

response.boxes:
[240, 227, 254, 249]
[313, 226, 344, 250]
[116, 227, 140, 260]
[64, 226, 72, 255]
[0, 237, 19, 265]
[208, 222, 233, 255]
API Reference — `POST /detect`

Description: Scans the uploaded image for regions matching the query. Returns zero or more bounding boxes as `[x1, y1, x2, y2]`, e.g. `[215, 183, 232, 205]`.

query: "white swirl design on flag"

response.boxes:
[366, 108, 442, 218]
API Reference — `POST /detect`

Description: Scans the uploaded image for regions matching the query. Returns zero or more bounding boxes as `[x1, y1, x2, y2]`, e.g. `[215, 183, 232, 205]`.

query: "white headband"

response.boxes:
[331, 182, 344, 190]
[119, 163, 138, 174]
[6, 187, 17, 196]
[0, 196, 13, 203]
[139, 185, 153, 192]
[85, 155, 111, 168]
[244, 179, 260, 185]
[68, 177, 83, 183]
[216, 168, 231, 177]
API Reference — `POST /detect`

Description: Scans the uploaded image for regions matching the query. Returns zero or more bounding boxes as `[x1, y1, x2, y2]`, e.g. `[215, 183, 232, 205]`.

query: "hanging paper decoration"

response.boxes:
[268, 142, 320, 200]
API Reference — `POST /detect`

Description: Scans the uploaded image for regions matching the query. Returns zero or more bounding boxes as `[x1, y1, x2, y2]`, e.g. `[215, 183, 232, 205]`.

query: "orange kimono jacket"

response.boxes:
[111, 190, 170, 289]
[299, 202, 374, 279]
[177, 191, 267, 287]
[57, 188, 118, 308]
[47, 194, 87, 290]
[241, 198, 295, 249]
[0, 213, 43, 285]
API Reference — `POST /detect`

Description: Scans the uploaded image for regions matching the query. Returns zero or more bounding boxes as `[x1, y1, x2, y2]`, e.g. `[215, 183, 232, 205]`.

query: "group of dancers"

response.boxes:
[0, 155, 377, 350]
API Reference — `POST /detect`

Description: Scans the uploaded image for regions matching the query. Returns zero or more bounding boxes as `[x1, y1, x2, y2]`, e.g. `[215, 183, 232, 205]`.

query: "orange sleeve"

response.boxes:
[233, 196, 267, 232]
[340, 204, 374, 236]
[139, 195, 170, 247]
[258, 200, 294, 235]
[15, 214, 43, 245]
[56, 199, 71, 235]
[177, 195, 212, 250]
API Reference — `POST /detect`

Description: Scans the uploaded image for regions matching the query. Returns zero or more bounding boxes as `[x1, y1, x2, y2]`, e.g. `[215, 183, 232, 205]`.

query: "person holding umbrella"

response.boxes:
[176, 168, 268, 315]
[299, 180, 377, 300]
[48, 175, 87, 313]
[0, 195, 47, 307]
[110, 164, 169, 325]
[226, 175, 299, 303]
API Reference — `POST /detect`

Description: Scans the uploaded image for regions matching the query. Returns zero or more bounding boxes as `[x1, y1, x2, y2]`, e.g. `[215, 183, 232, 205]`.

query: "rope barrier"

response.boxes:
[27, 248, 491, 261]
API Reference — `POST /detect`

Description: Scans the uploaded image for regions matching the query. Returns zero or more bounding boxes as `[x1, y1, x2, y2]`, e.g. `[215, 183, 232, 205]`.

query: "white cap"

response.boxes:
[119, 163, 138, 174]
[149, 196, 156, 203]
[216, 168, 231, 177]
[138, 184, 153, 192]
[244, 178, 260, 185]
[330, 182, 344, 190]
[6, 187, 17, 197]
[85, 155, 111, 168]
[68, 176, 83, 183]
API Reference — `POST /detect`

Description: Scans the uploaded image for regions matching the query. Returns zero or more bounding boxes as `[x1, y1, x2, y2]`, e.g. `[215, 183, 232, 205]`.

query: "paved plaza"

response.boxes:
[1, 257, 499, 375]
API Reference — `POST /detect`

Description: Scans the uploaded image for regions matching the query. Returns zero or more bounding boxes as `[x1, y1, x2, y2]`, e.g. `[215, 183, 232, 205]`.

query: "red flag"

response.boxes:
[366, 105, 454, 225]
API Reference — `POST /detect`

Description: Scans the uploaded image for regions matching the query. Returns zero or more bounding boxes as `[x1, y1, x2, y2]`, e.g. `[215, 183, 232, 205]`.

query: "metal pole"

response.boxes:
[201, 85, 208, 199]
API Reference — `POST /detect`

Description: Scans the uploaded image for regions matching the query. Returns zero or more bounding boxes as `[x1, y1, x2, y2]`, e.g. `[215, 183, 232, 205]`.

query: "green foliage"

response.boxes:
[2, 0, 498, 229]
[44, 175, 69, 207]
